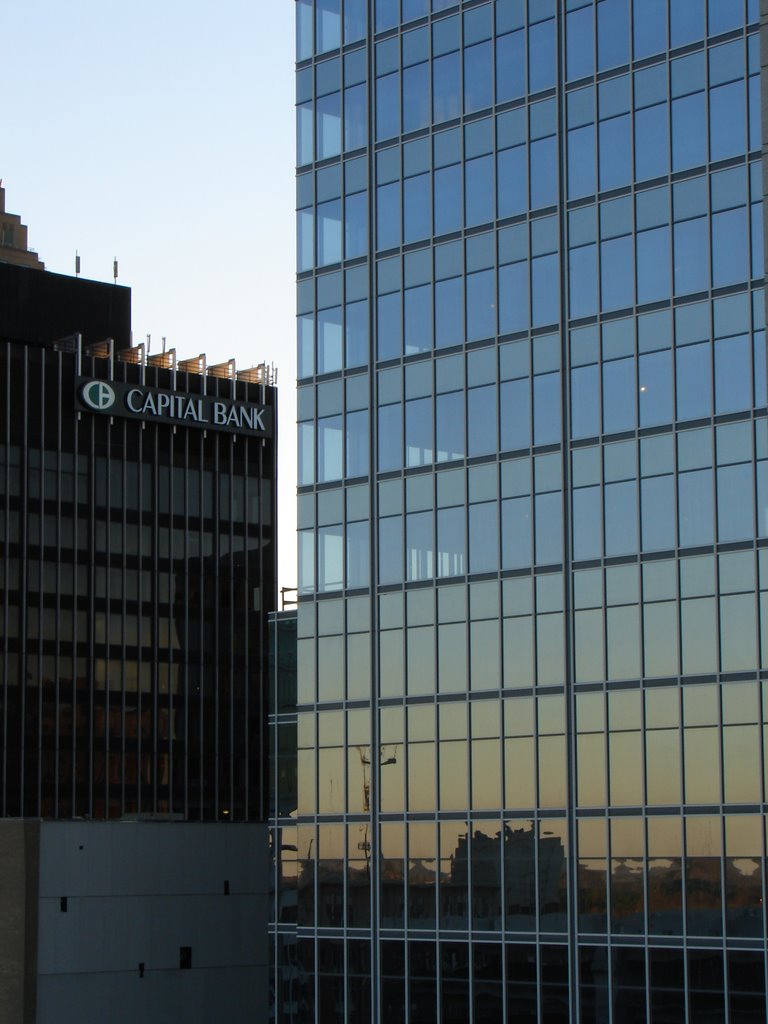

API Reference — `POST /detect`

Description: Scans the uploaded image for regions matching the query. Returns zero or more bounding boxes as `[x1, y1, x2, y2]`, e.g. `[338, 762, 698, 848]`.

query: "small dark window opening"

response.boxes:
[179, 946, 192, 970]
[138, 963, 145, 978]
[224, 879, 230, 895]
[60, 897, 68, 913]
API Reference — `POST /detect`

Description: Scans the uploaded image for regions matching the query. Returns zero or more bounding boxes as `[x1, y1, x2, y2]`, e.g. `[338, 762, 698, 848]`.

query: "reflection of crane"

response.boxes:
[354, 745, 399, 876]
[354, 745, 398, 812]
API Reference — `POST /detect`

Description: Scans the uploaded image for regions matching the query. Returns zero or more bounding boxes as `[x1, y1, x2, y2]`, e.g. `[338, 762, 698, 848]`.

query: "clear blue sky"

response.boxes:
[1, 1, 298, 591]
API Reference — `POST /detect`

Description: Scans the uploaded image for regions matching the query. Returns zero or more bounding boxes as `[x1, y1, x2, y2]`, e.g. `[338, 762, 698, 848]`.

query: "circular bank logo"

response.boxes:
[80, 380, 116, 411]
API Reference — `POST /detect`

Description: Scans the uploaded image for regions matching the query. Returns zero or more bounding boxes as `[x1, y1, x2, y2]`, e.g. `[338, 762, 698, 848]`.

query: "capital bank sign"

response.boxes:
[77, 378, 272, 438]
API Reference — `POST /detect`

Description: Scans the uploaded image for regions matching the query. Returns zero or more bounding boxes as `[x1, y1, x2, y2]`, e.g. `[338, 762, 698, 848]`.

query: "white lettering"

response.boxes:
[126, 388, 144, 412]
[122, 388, 266, 434]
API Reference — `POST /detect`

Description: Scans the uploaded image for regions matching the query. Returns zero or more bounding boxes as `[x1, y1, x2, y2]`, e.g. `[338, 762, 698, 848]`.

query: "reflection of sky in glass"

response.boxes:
[281, 1, 768, 1016]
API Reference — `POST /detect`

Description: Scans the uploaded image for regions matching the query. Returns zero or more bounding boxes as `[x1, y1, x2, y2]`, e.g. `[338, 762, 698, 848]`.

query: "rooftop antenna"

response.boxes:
[75, 251, 81, 277]
[113, 258, 118, 284]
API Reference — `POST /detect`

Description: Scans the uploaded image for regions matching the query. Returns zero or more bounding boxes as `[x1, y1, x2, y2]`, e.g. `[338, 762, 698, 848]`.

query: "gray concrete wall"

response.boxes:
[35, 821, 268, 1024]
[0, 821, 39, 1024]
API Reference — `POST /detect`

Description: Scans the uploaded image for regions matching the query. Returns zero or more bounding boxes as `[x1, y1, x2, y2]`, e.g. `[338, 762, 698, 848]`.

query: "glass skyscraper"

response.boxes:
[279, 0, 768, 1019]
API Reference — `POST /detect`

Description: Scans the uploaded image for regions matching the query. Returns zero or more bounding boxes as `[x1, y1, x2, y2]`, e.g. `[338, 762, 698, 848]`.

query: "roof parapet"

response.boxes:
[85, 342, 277, 386]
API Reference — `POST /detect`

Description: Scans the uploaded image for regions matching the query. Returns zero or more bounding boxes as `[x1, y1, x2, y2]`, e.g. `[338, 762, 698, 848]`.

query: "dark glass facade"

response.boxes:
[270, 610, 301, 1022]
[1, 336, 276, 821]
[281, 0, 768, 1019]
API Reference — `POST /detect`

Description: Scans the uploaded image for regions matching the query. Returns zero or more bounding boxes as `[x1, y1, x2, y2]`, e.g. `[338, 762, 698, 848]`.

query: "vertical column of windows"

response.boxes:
[297, 56, 369, 273]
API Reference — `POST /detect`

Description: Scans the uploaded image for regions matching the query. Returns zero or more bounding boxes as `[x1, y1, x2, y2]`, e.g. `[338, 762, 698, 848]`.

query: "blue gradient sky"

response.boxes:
[1, 1, 297, 590]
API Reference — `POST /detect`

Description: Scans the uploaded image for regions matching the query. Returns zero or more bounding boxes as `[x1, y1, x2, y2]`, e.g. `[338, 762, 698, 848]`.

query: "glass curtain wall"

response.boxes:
[283, 0, 768, 1020]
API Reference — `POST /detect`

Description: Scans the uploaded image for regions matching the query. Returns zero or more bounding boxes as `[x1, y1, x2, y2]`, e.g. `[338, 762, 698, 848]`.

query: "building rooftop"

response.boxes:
[0, 259, 132, 350]
[81, 338, 278, 388]
[0, 182, 44, 270]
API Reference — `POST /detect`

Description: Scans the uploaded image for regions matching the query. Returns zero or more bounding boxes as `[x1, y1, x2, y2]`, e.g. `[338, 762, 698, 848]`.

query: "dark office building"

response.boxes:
[280, 0, 768, 1021]
[1, 255, 276, 1021]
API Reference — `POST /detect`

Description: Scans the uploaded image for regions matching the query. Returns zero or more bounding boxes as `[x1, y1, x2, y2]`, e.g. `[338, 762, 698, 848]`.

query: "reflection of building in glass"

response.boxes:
[1, 255, 276, 1021]
[286, 0, 768, 1019]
